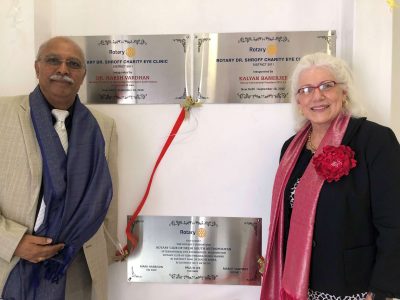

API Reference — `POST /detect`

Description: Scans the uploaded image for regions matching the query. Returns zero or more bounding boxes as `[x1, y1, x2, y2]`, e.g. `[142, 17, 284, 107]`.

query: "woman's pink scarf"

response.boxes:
[260, 113, 350, 300]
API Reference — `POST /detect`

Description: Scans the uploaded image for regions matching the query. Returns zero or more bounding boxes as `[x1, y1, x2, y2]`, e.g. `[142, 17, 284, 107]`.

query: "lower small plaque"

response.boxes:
[127, 216, 262, 285]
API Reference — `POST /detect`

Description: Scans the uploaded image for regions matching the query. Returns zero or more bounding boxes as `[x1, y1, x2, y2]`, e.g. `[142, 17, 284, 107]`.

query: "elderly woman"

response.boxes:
[260, 53, 400, 300]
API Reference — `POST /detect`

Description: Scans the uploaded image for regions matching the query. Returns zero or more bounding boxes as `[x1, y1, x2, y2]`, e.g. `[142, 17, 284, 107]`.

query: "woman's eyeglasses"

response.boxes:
[297, 80, 343, 96]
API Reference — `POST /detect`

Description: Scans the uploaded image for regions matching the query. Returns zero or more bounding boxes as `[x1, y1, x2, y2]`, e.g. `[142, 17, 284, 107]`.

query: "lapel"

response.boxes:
[342, 117, 366, 145]
[18, 96, 43, 213]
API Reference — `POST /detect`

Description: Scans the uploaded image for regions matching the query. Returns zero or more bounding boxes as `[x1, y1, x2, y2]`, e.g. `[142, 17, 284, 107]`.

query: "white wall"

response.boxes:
[0, 0, 36, 96]
[92, 104, 293, 300]
[1, 0, 399, 299]
[391, 7, 400, 136]
[353, 0, 394, 127]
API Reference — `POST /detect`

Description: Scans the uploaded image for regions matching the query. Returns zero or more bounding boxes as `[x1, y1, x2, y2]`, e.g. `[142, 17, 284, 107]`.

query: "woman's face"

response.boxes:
[296, 67, 347, 131]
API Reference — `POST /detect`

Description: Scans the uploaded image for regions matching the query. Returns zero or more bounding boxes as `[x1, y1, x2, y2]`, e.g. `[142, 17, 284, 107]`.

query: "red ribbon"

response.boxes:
[124, 107, 186, 252]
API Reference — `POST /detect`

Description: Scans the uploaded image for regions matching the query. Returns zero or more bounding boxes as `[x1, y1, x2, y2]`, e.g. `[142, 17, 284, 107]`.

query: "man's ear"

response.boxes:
[34, 61, 40, 78]
[78, 69, 87, 88]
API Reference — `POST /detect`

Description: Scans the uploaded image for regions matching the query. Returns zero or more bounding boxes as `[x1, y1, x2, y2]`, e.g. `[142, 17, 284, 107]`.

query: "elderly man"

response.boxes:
[0, 36, 118, 300]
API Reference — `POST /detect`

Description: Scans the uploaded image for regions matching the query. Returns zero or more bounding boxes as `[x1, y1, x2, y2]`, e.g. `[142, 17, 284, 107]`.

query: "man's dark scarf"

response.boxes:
[2, 86, 113, 300]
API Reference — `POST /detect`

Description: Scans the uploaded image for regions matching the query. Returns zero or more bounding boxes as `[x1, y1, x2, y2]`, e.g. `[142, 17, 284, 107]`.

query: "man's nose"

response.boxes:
[56, 61, 70, 75]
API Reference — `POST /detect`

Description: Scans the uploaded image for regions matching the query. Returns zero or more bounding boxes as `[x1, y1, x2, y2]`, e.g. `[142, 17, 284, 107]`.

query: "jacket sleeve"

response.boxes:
[0, 97, 31, 263]
[368, 127, 400, 298]
[0, 214, 27, 263]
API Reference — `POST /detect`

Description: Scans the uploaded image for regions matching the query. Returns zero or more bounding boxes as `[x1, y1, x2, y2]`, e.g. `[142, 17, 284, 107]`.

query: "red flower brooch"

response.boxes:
[312, 145, 357, 182]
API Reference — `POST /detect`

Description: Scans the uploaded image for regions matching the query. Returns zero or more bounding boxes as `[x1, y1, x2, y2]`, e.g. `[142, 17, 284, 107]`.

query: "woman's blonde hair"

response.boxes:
[289, 52, 366, 130]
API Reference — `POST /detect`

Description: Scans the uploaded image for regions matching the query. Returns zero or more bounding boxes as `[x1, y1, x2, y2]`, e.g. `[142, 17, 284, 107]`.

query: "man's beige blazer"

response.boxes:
[0, 95, 118, 300]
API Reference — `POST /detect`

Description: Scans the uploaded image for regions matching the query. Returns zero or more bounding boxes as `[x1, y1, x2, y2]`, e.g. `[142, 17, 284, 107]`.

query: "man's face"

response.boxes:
[35, 38, 86, 109]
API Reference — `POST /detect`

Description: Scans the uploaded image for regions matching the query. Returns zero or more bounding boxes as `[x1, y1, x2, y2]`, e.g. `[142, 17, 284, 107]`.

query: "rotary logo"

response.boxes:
[266, 44, 277, 56]
[196, 228, 207, 238]
[125, 47, 136, 57]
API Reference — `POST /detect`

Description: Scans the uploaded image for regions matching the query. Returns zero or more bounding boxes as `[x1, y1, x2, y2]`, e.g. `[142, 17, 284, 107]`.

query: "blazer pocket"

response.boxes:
[344, 244, 376, 289]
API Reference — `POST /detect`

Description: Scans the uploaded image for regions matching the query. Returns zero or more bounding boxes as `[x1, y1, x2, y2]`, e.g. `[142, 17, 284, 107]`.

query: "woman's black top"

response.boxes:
[283, 147, 367, 300]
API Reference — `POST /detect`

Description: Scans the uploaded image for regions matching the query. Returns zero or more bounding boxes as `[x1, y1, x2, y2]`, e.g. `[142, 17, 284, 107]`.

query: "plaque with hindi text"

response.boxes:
[193, 31, 336, 103]
[71, 35, 189, 104]
[127, 216, 262, 285]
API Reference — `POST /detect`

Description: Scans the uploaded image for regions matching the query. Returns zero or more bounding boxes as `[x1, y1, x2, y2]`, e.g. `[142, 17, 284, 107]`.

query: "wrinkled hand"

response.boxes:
[14, 234, 65, 263]
[365, 292, 376, 300]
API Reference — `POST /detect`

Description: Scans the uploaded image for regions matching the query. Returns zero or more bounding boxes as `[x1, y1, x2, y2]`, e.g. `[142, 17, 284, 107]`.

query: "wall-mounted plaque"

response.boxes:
[73, 35, 189, 104]
[127, 216, 262, 285]
[194, 31, 336, 103]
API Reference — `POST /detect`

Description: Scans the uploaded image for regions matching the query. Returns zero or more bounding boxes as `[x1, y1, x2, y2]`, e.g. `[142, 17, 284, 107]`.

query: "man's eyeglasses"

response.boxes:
[40, 56, 84, 70]
[297, 80, 343, 96]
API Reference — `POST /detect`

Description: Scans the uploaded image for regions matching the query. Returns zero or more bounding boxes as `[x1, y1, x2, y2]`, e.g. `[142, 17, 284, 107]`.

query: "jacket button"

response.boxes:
[312, 240, 316, 247]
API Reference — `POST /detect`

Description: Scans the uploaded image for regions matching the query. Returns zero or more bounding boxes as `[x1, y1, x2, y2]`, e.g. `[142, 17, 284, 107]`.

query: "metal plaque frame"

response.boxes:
[194, 31, 336, 103]
[127, 216, 262, 285]
[72, 35, 189, 104]
[71, 31, 336, 104]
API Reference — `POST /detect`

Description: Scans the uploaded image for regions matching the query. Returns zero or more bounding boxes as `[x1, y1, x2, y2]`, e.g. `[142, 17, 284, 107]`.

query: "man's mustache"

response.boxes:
[49, 74, 74, 84]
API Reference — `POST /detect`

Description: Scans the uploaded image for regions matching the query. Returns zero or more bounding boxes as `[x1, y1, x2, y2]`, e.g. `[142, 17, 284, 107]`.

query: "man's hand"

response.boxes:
[14, 234, 65, 263]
